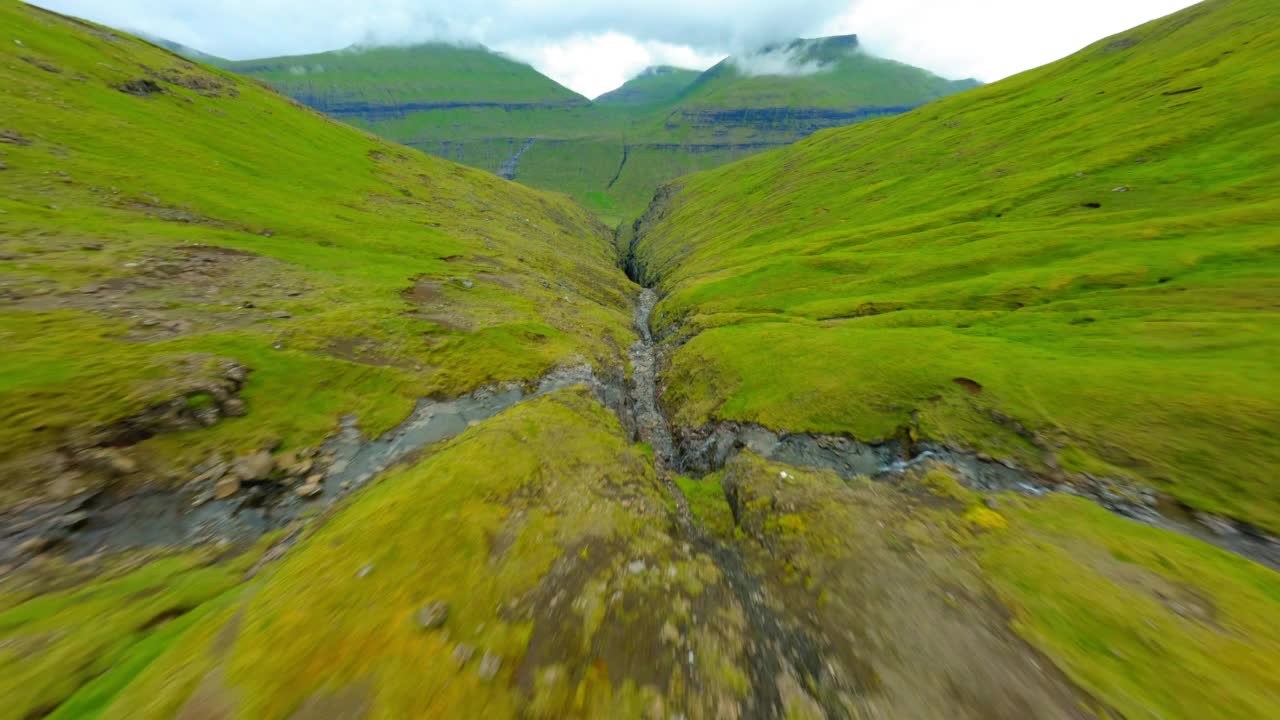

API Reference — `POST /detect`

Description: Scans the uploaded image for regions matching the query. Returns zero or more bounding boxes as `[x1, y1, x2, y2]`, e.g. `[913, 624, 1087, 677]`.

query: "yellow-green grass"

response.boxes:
[0, 1, 636, 504]
[103, 389, 740, 718]
[978, 492, 1280, 720]
[0, 537, 279, 720]
[722, 452, 1280, 719]
[634, 0, 1280, 529]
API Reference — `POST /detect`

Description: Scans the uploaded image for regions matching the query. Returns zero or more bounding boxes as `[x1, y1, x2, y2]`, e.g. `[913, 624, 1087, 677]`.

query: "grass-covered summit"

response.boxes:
[632, 0, 1280, 530]
[0, 0, 634, 507]
[224, 35, 978, 225]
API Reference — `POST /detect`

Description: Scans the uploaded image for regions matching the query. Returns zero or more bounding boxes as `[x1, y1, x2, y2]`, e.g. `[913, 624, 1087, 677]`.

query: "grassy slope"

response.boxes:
[633, 0, 1280, 529]
[720, 454, 1280, 720]
[75, 390, 749, 719]
[222, 43, 587, 106]
[593, 65, 701, 107]
[676, 45, 978, 116]
[0, 1, 635, 505]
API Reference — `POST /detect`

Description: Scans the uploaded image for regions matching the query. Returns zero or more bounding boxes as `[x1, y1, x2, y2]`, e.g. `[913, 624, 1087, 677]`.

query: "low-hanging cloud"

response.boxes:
[31, 0, 1203, 97]
[31, 0, 852, 61]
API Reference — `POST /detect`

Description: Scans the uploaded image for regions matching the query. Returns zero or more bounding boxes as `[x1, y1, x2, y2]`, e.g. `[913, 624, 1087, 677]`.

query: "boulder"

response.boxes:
[295, 481, 323, 498]
[233, 450, 274, 482]
[416, 601, 450, 630]
[477, 652, 502, 682]
[214, 476, 241, 500]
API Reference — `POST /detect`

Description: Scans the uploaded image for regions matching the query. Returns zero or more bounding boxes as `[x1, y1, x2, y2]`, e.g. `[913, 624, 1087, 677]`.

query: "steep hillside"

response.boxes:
[662, 35, 980, 143]
[632, 0, 1280, 530]
[228, 36, 977, 224]
[223, 43, 597, 177]
[0, 1, 634, 511]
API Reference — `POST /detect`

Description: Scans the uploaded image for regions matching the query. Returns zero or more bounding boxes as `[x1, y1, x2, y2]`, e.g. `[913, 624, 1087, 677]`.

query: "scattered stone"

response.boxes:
[628, 559, 647, 575]
[357, 564, 374, 578]
[214, 476, 241, 499]
[115, 78, 164, 96]
[452, 643, 476, 667]
[477, 652, 501, 682]
[100, 449, 137, 476]
[80, 242, 102, 251]
[223, 363, 249, 384]
[983, 497, 1000, 510]
[416, 601, 450, 630]
[17, 536, 58, 555]
[232, 450, 274, 482]
[295, 481, 322, 498]
[1195, 511, 1239, 537]
[220, 397, 247, 417]
[1112, 185, 1130, 193]
[55, 511, 89, 530]
[0, 129, 31, 145]
[240, 301, 255, 309]
[80, 285, 99, 294]
[269, 311, 291, 319]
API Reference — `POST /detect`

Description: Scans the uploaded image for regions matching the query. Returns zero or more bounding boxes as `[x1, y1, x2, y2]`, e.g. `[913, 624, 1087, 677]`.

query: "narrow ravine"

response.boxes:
[0, 365, 628, 566]
[497, 138, 537, 180]
[628, 287, 838, 719]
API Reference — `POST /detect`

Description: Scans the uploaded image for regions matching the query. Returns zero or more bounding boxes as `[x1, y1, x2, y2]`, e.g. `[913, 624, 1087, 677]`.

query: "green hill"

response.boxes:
[0, 1, 633, 510]
[631, 0, 1280, 531]
[227, 36, 978, 225]
[593, 65, 701, 107]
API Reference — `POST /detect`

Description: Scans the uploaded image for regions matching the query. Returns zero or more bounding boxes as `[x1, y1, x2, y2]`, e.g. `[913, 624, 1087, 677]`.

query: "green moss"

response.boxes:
[675, 474, 735, 537]
[977, 493, 1280, 720]
[121, 389, 675, 718]
[0, 537, 275, 720]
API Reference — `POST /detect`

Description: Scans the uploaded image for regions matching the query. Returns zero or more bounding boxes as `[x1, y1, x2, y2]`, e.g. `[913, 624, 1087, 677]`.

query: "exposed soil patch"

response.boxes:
[20, 56, 60, 73]
[952, 377, 984, 394]
[0, 129, 32, 146]
[114, 78, 164, 96]
[324, 336, 418, 370]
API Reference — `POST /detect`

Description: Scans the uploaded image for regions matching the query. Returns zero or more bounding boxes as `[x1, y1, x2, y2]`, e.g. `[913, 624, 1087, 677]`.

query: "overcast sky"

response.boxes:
[33, 0, 1200, 98]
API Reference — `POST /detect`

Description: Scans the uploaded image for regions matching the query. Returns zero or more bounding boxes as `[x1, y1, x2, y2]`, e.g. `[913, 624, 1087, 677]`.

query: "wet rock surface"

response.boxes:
[0, 363, 632, 571]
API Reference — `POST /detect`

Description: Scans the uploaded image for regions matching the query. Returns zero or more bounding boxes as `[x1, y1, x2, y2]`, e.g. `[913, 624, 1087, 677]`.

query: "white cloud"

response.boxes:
[823, 0, 1200, 81]
[32, 0, 1203, 95]
[500, 33, 724, 98]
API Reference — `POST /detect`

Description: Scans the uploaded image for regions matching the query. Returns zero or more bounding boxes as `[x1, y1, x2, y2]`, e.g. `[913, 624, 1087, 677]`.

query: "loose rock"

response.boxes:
[214, 476, 241, 500]
[233, 450, 274, 482]
[477, 652, 502, 682]
[416, 601, 450, 630]
[295, 481, 322, 498]
[452, 643, 475, 667]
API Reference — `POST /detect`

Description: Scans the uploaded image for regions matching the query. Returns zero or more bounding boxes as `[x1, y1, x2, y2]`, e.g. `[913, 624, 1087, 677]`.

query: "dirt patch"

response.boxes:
[0, 129, 32, 146]
[403, 277, 443, 304]
[20, 56, 60, 73]
[289, 683, 370, 720]
[176, 669, 237, 720]
[4, 244, 304, 341]
[952, 377, 984, 395]
[722, 457, 1107, 718]
[115, 78, 165, 96]
[151, 67, 238, 98]
[324, 337, 417, 370]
